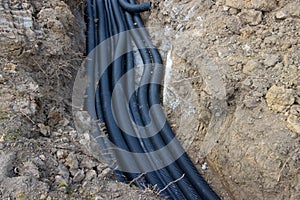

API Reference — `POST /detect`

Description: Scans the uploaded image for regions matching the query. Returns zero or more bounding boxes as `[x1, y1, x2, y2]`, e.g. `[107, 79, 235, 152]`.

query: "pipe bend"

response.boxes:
[119, 0, 151, 13]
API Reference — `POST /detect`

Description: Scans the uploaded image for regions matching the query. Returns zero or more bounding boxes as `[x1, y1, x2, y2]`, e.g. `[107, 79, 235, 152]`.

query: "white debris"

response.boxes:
[201, 162, 208, 171]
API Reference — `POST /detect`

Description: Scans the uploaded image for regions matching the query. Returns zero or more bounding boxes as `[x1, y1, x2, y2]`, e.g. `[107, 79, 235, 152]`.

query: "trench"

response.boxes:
[76, 0, 221, 199]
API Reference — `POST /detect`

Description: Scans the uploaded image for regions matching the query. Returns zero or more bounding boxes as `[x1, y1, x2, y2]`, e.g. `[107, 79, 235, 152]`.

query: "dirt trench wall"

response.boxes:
[145, 0, 300, 199]
[0, 1, 161, 199]
[1, 0, 85, 116]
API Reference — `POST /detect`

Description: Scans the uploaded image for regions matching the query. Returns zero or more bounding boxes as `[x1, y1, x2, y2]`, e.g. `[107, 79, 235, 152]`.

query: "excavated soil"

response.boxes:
[0, 0, 299, 199]
[146, 0, 299, 199]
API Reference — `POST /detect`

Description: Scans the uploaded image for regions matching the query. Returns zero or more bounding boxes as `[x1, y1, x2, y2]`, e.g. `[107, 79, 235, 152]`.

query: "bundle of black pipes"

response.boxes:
[84, 0, 220, 199]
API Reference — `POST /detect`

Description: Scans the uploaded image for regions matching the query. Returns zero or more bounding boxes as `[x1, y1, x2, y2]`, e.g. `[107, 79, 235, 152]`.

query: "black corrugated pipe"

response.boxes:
[126, 1, 220, 199]
[84, 0, 221, 199]
[108, 0, 166, 190]
[121, 7, 189, 200]
[129, 6, 220, 200]
[119, 0, 151, 13]
[95, 0, 147, 184]
[123, 2, 208, 200]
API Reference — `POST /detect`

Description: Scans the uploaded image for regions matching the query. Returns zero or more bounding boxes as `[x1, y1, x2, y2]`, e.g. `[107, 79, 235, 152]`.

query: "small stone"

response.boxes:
[244, 95, 260, 108]
[82, 181, 88, 188]
[96, 163, 109, 174]
[65, 153, 79, 169]
[238, 9, 262, 25]
[99, 168, 111, 178]
[275, 10, 287, 19]
[56, 150, 67, 159]
[279, 2, 300, 18]
[266, 85, 295, 112]
[85, 170, 97, 181]
[287, 114, 300, 135]
[38, 123, 51, 137]
[55, 175, 68, 185]
[240, 26, 254, 38]
[73, 169, 85, 183]
[4, 63, 17, 73]
[39, 154, 46, 161]
[290, 105, 300, 116]
[243, 60, 261, 74]
[223, 5, 230, 11]
[33, 156, 45, 167]
[264, 54, 281, 67]
[80, 158, 97, 169]
[225, 0, 277, 11]
[290, 132, 298, 139]
[274, 63, 283, 70]
[40, 194, 47, 200]
[229, 7, 239, 15]
[60, 137, 70, 143]
[58, 163, 70, 180]
[224, 15, 243, 34]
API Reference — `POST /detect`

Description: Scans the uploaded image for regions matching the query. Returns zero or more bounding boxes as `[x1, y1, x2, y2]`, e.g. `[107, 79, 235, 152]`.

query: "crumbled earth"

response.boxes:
[0, 0, 299, 200]
[146, 0, 299, 199]
[0, 0, 160, 199]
